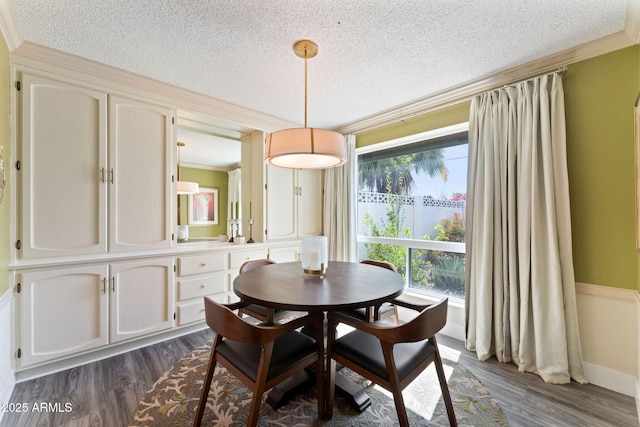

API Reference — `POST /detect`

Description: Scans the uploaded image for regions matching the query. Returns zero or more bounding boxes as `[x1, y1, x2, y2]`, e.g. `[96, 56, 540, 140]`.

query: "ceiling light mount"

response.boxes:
[265, 39, 346, 169]
[293, 39, 318, 60]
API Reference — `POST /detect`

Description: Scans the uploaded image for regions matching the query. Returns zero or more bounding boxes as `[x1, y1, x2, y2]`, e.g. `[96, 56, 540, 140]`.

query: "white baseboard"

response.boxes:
[14, 322, 208, 383]
[442, 321, 465, 341]
[0, 287, 15, 424]
[583, 361, 636, 397]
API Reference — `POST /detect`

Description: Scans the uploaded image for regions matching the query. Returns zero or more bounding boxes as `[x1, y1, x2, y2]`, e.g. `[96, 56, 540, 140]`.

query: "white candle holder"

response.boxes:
[247, 218, 255, 243]
[301, 236, 328, 276]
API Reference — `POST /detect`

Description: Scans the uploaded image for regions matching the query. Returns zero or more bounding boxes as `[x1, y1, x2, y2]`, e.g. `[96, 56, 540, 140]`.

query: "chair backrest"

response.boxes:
[378, 298, 448, 345]
[239, 258, 276, 274]
[360, 259, 397, 272]
[204, 297, 277, 344]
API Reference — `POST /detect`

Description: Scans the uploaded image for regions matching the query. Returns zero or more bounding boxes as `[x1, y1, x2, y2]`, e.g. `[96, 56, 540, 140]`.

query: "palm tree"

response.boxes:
[359, 150, 448, 195]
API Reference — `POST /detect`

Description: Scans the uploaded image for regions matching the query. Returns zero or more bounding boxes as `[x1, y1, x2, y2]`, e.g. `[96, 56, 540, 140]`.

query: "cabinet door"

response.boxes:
[297, 169, 323, 237]
[19, 73, 108, 259]
[266, 165, 297, 240]
[109, 96, 173, 252]
[268, 245, 300, 263]
[109, 258, 174, 343]
[18, 265, 109, 368]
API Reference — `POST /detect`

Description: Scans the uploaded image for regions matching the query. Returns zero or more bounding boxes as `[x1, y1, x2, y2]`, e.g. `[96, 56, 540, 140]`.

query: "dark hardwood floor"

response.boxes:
[1, 329, 638, 427]
[438, 335, 639, 427]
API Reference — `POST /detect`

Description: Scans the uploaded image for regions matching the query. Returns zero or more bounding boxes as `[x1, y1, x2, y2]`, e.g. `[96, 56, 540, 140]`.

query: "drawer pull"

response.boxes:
[200, 263, 207, 267]
[200, 284, 206, 288]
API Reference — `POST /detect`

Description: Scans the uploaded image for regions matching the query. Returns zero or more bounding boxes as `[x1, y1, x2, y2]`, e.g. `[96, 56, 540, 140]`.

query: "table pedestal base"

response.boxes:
[265, 365, 371, 413]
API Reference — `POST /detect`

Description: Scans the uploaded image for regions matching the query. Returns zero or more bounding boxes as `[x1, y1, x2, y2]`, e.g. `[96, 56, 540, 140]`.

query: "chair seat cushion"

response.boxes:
[342, 302, 395, 321]
[217, 331, 317, 382]
[244, 304, 288, 318]
[332, 330, 435, 381]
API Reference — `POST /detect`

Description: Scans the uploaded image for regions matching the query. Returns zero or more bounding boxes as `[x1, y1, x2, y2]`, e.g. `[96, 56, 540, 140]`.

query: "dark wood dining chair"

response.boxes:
[237, 259, 294, 323]
[326, 298, 457, 427]
[341, 259, 400, 324]
[193, 297, 326, 427]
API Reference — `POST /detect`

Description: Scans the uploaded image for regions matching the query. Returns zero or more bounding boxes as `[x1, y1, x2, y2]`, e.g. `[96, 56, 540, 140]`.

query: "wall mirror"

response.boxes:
[176, 110, 256, 240]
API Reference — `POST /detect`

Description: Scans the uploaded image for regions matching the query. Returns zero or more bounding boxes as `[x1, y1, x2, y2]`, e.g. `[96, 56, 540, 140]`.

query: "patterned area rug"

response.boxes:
[130, 342, 507, 426]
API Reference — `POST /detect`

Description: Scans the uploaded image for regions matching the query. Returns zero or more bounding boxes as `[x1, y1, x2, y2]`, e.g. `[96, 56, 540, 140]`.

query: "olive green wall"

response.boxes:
[564, 45, 639, 291]
[178, 167, 229, 238]
[356, 45, 640, 291]
[0, 34, 9, 295]
[356, 101, 471, 148]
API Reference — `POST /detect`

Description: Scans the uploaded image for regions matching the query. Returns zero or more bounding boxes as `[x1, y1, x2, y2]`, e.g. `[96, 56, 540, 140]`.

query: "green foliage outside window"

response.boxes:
[362, 199, 465, 297]
[362, 192, 410, 278]
[359, 149, 466, 298]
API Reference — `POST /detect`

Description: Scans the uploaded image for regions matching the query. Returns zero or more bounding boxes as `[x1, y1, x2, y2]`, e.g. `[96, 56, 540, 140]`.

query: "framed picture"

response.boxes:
[188, 187, 219, 225]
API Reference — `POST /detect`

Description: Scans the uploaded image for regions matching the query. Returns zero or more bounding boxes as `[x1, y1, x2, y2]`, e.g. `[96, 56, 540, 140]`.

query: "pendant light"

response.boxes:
[265, 40, 346, 169]
[177, 142, 200, 194]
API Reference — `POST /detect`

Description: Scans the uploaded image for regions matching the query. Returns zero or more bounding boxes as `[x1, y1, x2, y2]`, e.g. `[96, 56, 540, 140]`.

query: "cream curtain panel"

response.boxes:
[323, 134, 356, 262]
[465, 73, 587, 384]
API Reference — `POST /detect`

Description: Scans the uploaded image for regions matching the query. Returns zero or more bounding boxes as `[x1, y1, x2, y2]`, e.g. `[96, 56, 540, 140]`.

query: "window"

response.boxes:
[356, 123, 468, 302]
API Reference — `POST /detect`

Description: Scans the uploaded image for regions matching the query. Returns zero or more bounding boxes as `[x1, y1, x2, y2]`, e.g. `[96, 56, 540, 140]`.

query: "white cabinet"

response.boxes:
[108, 95, 173, 252]
[268, 244, 301, 263]
[18, 73, 108, 258]
[16, 73, 174, 259]
[227, 246, 270, 303]
[17, 265, 109, 367]
[266, 166, 322, 240]
[109, 258, 175, 343]
[175, 253, 228, 326]
[17, 257, 174, 368]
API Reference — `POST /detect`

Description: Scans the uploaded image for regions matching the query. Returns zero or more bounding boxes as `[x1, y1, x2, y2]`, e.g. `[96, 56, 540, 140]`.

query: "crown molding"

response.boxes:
[336, 30, 638, 135]
[10, 42, 299, 134]
[181, 162, 238, 172]
[0, 0, 21, 51]
[626, 0, 640, 42]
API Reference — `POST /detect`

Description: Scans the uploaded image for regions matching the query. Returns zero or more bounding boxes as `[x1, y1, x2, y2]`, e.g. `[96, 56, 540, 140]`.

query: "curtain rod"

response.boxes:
[501, 65, 568, 89]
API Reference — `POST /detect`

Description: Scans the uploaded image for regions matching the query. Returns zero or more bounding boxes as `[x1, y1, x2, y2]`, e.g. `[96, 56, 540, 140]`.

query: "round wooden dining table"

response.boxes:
[233, 260, 405, 413]
[233, 260, 405, 313]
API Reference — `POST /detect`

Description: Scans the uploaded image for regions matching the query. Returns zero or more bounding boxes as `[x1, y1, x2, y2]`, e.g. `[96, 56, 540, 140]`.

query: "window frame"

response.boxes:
[355, 122, 469, 303]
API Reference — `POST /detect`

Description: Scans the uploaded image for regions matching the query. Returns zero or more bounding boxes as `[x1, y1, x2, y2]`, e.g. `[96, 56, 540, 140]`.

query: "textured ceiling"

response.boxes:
[8, 0, 632, 166]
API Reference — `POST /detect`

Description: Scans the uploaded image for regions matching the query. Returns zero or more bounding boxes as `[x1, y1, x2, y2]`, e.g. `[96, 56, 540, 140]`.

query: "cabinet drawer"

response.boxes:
[178, 253, 227, 276]
[177, 295, 227, 326]
[177, 272, 227, 301]
[229, 248, 269, 269]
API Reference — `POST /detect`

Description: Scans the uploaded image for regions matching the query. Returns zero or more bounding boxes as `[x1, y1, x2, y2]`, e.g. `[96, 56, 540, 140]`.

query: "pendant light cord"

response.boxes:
[303, 46, 308, 128]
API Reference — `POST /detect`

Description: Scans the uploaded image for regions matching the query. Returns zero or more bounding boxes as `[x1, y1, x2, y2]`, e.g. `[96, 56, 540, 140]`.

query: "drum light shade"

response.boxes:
[265, 128, 345, 169]
[265, 40, 346, 169]
[177, 180, 199, 194]
[177, 142, 199, 195]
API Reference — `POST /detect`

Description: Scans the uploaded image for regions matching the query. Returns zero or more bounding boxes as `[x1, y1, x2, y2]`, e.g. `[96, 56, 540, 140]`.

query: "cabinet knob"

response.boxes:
[200, 263, 206, 267]
[200, 284, 206, 288]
